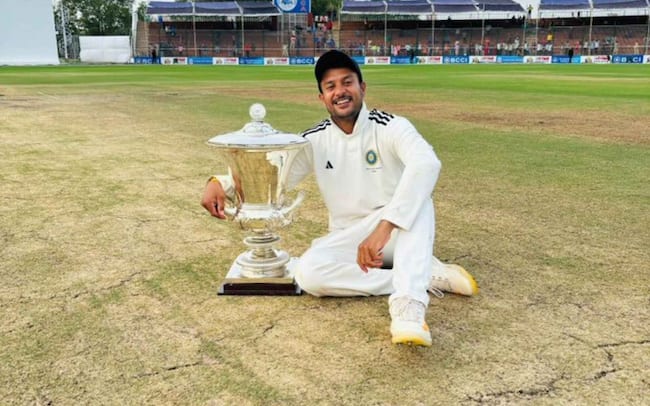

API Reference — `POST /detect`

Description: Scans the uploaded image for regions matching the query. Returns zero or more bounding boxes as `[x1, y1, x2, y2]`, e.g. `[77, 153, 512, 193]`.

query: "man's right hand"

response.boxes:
[200, 177, 227, 219]
[357, 220, 396, 273]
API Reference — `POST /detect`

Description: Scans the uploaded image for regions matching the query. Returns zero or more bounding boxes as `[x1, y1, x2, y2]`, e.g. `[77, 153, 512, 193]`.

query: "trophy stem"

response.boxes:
[236, 232, 290, 278]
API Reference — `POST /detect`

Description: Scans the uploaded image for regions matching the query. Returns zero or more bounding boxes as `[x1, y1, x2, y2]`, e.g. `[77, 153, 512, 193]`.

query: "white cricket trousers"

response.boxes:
[293, 200, 434, 306]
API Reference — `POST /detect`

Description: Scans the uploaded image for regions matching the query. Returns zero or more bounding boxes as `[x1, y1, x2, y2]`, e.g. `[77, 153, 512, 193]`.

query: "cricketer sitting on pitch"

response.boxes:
[201, 50, 478, 346]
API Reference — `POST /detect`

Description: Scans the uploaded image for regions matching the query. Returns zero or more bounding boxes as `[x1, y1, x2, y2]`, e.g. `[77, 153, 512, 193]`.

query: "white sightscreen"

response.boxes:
[80, 36, 131, 63]
[0, 0, 60, 65]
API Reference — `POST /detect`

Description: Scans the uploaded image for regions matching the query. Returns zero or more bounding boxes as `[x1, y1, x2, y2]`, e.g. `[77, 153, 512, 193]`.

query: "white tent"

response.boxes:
[0, 0, 60, 65]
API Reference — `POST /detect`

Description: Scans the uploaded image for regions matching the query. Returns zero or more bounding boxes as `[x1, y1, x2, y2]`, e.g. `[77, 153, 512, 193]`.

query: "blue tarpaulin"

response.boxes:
[474, 0, 525, 12]
[147, 1, 280, 16]
[431, 0, 478, 13]
[341, 0, 387, 14]
[592, 0, 649, 8]
[342, 0, 477, 14]
[386, 0, 434, 14]
[539, 0, 592, 10]
[147, 1, 194, 15]
[194, 2, 241, 16]
[239, 1, 283, 15]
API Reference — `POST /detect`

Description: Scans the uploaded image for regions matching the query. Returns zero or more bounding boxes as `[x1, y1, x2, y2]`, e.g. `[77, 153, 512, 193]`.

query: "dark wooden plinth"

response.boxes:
[217, 258, 302, 296]
[218, 277, 302, 296]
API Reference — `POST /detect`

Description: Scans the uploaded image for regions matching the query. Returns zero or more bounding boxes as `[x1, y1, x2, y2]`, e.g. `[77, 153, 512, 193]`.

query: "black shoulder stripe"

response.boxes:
[301, 120, 331, 137]
[369, 109, 394, 126]
[369, 116, 389, 126]
[369, 109, 395, 121]
[368, 117, 388, 125]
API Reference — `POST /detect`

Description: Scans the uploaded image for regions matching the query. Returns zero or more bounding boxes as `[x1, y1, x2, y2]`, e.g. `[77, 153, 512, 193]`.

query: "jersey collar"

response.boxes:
[339, 103, 369, 137]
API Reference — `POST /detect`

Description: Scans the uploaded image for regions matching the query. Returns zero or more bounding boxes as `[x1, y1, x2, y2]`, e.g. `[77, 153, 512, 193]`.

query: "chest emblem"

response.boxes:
[365, 150, 378, 165]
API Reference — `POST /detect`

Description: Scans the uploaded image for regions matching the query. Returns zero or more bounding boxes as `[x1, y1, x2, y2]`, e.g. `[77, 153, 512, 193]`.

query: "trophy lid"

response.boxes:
[207, 103, 308, 149]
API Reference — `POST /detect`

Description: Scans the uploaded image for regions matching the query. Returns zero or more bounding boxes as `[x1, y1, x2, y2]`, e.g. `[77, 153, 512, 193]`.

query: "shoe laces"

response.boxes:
[427, 286, 444, 298]
[427, 276, 449, 299]
[390, 297, 426, 322]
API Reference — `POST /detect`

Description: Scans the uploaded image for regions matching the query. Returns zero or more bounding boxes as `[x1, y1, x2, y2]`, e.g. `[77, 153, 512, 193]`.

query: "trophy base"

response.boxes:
[217, 258, 302, 296]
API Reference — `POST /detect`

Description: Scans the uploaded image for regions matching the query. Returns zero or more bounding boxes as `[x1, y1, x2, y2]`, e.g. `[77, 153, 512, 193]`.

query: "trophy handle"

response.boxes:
[224, 189, 243, 219]
[224, 206, 238, 218]
[279, 191, 305, 217]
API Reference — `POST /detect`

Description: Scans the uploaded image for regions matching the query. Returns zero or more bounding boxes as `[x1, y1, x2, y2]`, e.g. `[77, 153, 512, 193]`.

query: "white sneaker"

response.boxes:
[429, 257, 479, 297]
[389, 296, 432, 347]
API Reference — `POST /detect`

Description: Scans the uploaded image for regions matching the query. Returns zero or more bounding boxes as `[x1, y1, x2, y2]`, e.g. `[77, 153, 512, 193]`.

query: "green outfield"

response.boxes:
[1, 64, 648, 404]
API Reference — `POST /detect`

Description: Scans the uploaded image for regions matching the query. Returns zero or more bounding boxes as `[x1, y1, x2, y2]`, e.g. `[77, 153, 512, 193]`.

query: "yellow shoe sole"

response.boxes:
[446, 264, 480, 296]
[391, 334, 432, 347]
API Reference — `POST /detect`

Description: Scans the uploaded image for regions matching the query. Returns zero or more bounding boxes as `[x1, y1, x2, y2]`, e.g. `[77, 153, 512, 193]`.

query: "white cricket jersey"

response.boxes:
[289, 104, 441, 231]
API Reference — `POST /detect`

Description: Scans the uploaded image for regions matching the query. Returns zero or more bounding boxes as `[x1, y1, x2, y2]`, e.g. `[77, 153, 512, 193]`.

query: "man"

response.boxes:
[201, 50, 478, 347]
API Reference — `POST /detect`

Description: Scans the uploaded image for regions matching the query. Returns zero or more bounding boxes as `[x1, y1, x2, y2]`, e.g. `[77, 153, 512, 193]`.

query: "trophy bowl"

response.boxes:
[207, 104, 309, 294]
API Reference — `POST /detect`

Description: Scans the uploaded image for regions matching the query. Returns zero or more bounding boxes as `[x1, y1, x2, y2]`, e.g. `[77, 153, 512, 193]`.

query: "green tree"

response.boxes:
[60, 0, 135, 35]
[312, 0, 341, 19]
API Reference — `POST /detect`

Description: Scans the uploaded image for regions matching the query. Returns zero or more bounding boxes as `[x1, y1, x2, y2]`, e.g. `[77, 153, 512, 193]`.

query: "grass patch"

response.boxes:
[1, 63, 648, 404]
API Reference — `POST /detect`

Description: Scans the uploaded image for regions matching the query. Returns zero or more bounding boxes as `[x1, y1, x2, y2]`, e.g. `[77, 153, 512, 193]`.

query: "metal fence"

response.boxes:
[58, 34, 80, 60]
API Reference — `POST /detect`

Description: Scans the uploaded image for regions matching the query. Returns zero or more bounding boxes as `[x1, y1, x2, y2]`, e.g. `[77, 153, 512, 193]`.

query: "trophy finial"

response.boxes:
[249, 103, 266, 122]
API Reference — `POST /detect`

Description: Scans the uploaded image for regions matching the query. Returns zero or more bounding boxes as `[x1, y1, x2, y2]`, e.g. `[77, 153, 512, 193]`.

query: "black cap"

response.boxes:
[314, 50, 363, 93]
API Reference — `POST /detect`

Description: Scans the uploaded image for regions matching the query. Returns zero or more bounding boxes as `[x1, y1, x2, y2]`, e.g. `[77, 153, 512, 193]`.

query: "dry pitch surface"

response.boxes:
[0, 65, 648, 405]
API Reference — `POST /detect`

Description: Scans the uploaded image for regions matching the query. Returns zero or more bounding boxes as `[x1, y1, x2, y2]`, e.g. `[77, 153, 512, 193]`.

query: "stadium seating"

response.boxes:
[136, 15, 650, 58]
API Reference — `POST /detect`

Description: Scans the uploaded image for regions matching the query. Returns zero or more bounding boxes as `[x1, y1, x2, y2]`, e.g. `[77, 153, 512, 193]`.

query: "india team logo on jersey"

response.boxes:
[366, 150, 378, 165]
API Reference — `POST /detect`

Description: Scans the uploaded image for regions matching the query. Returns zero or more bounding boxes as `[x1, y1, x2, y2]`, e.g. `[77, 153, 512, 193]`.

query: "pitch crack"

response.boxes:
[133, 361, 202, 379]
[69, 270, 142, 299]
[597, 339, 650, 348]
[465, 374, 566, 403]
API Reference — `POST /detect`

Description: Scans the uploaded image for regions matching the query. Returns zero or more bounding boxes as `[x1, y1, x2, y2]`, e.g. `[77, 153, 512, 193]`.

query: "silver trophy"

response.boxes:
[207, 103, 309, 295]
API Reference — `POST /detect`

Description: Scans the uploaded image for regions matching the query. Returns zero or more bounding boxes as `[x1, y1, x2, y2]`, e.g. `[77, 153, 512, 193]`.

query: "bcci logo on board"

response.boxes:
[277, 0, 298, 11]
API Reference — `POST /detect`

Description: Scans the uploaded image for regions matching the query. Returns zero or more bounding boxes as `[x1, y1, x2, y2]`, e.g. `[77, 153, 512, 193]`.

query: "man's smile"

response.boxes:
[334, 96, 352, 106]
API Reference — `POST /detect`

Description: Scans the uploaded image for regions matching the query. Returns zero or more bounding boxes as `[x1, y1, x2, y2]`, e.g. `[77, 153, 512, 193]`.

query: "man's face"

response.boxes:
[318, 67, 366, 123]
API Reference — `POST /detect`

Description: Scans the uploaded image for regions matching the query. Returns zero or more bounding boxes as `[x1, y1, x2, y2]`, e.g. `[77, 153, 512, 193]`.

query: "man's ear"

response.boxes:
[318, 93, 324, 103]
